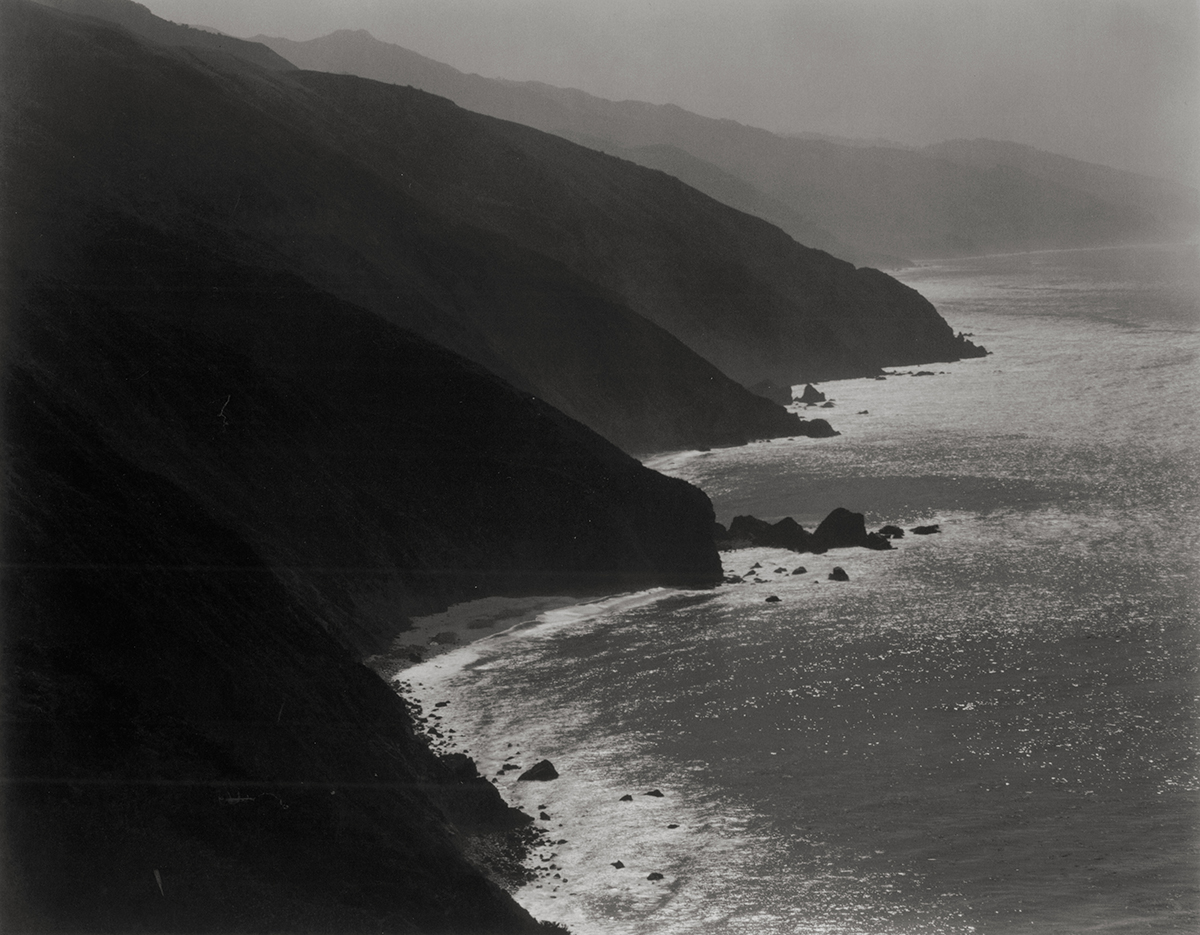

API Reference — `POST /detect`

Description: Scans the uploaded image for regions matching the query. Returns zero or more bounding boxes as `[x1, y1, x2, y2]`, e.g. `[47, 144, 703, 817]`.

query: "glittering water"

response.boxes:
[405, 243, 1200, 934]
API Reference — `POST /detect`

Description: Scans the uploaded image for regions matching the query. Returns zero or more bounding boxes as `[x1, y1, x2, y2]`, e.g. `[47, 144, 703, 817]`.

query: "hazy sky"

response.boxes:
[144, 0, 1199, 186]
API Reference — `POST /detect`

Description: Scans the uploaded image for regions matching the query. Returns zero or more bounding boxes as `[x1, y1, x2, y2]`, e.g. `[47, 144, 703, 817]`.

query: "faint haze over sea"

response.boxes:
[143, 0, 1199, 188]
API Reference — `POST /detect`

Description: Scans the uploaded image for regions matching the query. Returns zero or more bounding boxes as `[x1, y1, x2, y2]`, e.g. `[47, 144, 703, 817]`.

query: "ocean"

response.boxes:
[400, 243, 1200, 934]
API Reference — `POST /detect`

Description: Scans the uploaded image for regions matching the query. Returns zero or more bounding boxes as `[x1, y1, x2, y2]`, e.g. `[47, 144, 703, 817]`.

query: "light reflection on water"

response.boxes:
[406, 245, 1200, 934]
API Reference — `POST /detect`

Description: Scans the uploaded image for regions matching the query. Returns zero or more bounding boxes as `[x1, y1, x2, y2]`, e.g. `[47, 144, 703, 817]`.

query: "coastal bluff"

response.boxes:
[2, 210, 727, 935]
[2, 239, 721, 930]
[1, 1, 964, 929]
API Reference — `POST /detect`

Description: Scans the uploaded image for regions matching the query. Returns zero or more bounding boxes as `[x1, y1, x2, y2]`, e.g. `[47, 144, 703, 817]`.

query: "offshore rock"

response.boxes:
[722, 508, 902, 553]
[812, 507, 867, 549]
[799, 384, 827, 404]
[828, 567, 850, 581]
[518, 760, 560, 782]
[726, 515, 813, 552]
[878, 525, 905, 539]
[912, 524, 942, 535]
[795, 417, 840, 438]
[812, 508, 893, 552]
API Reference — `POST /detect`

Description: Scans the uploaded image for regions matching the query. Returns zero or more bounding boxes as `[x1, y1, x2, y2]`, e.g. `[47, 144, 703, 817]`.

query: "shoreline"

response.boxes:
[365, 594, 584, 677]
[375, 587, 694, 915]
[904, 239, 1196, 263]
[368, 589, 682, 680]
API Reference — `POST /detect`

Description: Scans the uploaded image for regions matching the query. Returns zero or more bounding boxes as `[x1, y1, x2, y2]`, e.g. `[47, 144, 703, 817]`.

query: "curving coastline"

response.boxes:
[2, 2, 994, 930]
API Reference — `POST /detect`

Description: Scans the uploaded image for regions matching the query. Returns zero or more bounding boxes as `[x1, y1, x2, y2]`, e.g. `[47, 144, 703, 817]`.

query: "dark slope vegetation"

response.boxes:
[8, 0, 819, 454]
[2, 3, 736, 926]
[5, 220, 723, 655]
[22, 0, 982, 409]
[4, 362, 556, 933]
[3, 355, 570, 932]
[288, 71, 983, 388]
[260, 28, 1199, 262]
[1, 156, 719, 935]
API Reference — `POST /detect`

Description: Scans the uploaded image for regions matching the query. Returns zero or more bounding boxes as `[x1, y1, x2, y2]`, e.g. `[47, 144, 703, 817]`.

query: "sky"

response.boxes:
[143, 0, 1199, 186]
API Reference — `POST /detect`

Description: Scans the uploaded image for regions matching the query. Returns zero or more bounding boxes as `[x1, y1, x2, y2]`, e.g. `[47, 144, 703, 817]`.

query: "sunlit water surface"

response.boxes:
[405, 244, 1200, 934]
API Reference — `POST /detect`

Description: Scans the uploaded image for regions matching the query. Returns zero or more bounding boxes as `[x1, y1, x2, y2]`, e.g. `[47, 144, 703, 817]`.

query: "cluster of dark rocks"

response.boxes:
[400, 694, 461, 748]
[745, 382, 838, 419]
[715, 508, 943, 555]
[511, 765, 680, 892]
[714, 507, 893, 554]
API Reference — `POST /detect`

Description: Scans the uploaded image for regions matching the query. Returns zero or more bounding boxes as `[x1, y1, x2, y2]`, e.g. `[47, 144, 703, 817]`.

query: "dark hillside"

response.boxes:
[5, 220, 723, 655]
[1, 7, 748, 926]
[1, 179, 722, 935]
[267, 70, 983, 387]
[7, 0, 813, 454]
[33, 0, 295, 70]
[3, 359, 557, 933]
[599, 142, 885, 267]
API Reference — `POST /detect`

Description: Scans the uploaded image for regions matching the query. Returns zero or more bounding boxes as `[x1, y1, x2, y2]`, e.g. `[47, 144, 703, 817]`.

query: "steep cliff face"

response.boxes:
[266, 70, 986, 387]
[2, 160, 725, 935]
[2, 12, 745, 927]
[3, 362, 560, 933]
[5, 220, 723, 655]
[5, 0, 811, 456]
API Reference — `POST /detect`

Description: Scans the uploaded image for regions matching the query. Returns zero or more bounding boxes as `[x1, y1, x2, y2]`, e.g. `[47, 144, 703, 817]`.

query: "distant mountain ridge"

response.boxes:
[257, 28, 1199, 262]
[923, 138, 1199, 235]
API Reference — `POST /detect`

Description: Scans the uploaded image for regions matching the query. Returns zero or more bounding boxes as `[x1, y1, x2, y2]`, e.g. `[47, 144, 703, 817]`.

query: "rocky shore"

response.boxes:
[714, 506, 900, 554]
[375, 509, 945, 919]
[1, 3, 967, 930]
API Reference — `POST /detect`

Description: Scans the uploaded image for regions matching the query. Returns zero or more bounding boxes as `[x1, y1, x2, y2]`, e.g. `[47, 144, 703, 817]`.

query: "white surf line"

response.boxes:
[393, 586, 712, 768]
[517, 587, 677, 635]
[395, 587, 680, 686]
[641, 449, 710, 474]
